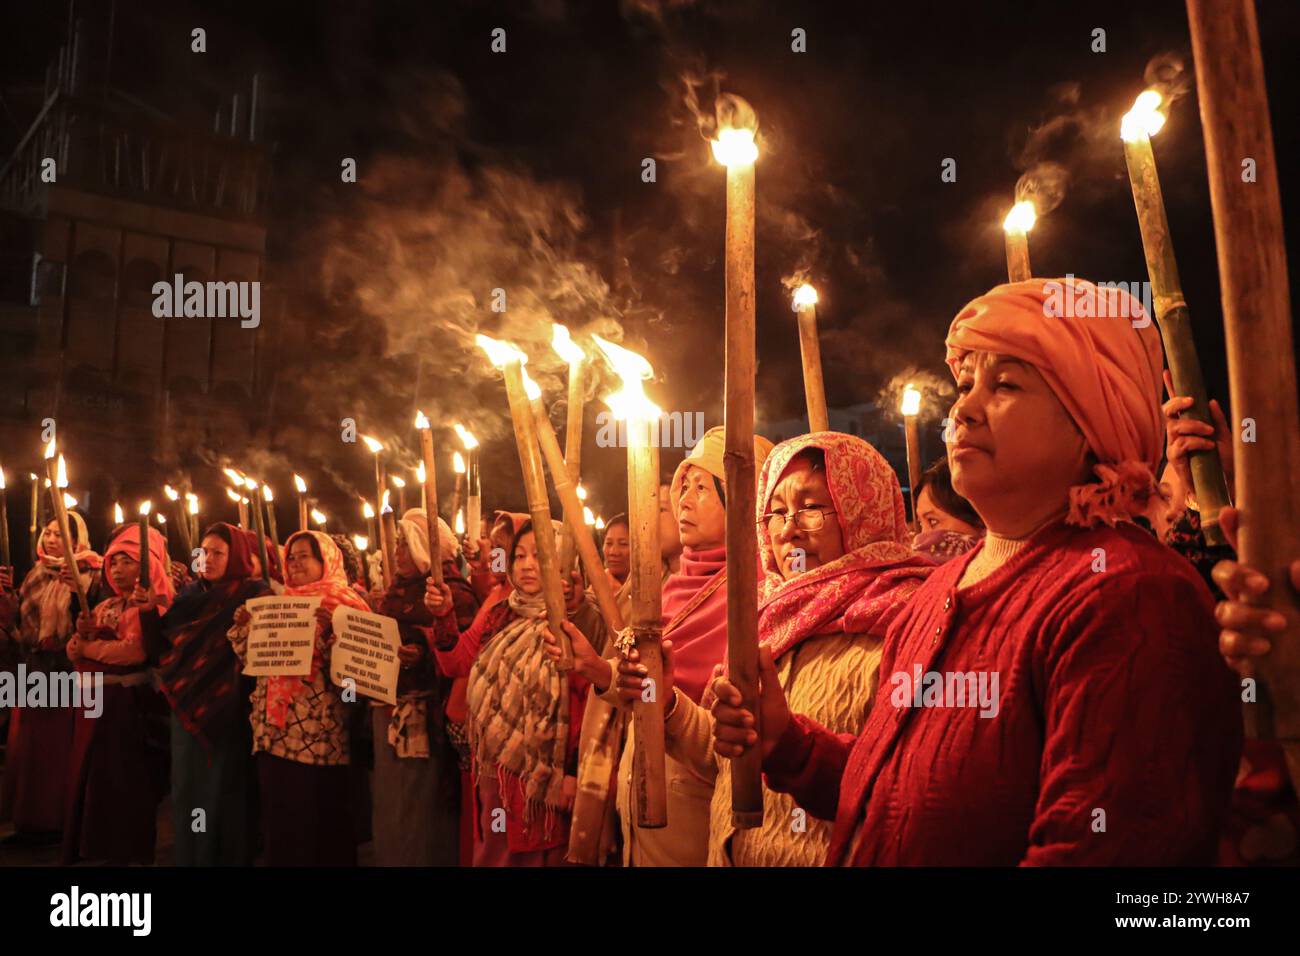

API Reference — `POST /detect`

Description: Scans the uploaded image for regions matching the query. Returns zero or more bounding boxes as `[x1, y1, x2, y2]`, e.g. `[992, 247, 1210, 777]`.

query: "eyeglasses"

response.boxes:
[761, 507, 836, 534]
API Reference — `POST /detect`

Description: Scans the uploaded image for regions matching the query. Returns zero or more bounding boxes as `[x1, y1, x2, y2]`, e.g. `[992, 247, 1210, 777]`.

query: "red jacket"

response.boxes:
[764, 520, 1242, 866]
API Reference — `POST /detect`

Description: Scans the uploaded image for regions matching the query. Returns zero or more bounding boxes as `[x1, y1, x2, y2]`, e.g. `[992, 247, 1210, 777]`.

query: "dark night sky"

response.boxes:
[3, 0, 1298, 525]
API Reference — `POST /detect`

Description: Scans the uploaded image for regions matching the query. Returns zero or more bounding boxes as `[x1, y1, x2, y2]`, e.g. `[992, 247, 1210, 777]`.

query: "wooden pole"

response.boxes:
[796, 304, 830, 433]
[558, 359, 585, 571]
[249, 487, 270, 584]
[418, 424, 444, 587]
[722, 150, 763, 830]
[29, 475, 40, 567]
[1004, 229, 1031, 282]
[263, 491, 280, 550]
[44, 456, 90, 616]
[500, 360, 571, 669]
[298, 494, 308, 532]
[374, 456, 394, 590]
[626, 408, 668, 828]
[138, 507, 152, 587]
[904, 413, 921, 532]
[1123, 125, 1231, 544]
[0, 478, 11, 569]
[466, 450, 481, 554]
[1187, 0, 1300, 792]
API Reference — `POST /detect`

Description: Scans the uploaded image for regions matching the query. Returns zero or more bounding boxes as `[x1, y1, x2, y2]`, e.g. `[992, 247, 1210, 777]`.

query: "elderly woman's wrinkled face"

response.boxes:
[394, 531, 418, 578]
[511, 532, 541, 595]
[948, 352, 1091, 528]
[286, 537, 325, 587]
[677, 466, 726, 550]
[765, 456, 845, 580]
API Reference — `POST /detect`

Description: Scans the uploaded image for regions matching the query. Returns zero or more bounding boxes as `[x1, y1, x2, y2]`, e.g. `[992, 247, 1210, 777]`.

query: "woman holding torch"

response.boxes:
[368, 510, 478, 866]
[712, 278, 1242, 865]
[1, 511, 103, 845]
[427, 518, 606, 865]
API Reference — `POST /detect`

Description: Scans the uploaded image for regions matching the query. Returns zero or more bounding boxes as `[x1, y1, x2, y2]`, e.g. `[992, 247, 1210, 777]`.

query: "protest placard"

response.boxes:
[330, 606, 401, 705]
[242, 595, 322, 676]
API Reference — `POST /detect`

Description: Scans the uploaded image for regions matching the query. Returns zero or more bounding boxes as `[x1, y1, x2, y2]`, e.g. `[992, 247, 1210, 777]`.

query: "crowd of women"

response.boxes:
[0, 276, 1296, 866]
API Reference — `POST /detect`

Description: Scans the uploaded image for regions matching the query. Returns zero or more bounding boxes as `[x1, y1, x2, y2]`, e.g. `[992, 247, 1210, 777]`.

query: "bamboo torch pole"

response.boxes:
[262, 484, 280, 549]
[363, 437, 394, 589]
[0, 467, 11, 570]
[453, 424, 482, 557]
[1187, 0, 1300, 792]
[294, 474, 309, 531]
[792, 284, 829, 433]
[552, 324, 587, 572]
[901, 385, 922, 531]
[245, 479, 270, 584]
[475, 335, 571, 669]
[1121, 89, 1232, 544]
[593, 334, 668, 828]
[416, 411, 444, 587]
[1003, 201, 1036, 282]
[42, 447, 90, 616]
[713, 111, 764, 829]
[137, 501, 153, 587]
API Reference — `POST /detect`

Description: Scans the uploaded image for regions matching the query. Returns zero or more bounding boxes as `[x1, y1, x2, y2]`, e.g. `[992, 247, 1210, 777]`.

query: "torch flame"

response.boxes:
[226, 488, 242, 503]
[56, 455, 68, 488]
[1003, 200, 1037, 235]
[139, 500, 153, 516]
[44, 439, 56, 460]
[361, 500, 375, 520]
[415, 410, 431, 430]
[416, 462, 426, 483]
[164, 484, 179, 500]
[353, 534, 369, 551]
[576, 484, 587, 501]
[452, 452, 466, 475]
[381, 490, 392, 514]
[592, 334, 661, 421]
[188, 496, 199, 515]
[520, 367, 542, 402]
[583, 506, 595, 526]
[711, 126, 759, 167]
[223, 467, 244, 486]
[391, 475, 406, 488]
[595, 515, 606, 530]
[475, 333, 527, 369]
[157, 513, 166, 525]
[293, 474, 307, 493]
[454, 511, 465, 535]
[361, 435, 384, 454]
[551, 324, 586, 366]
[793, 283, 819, 309]
[244, 476, 258, 492]
[311, 509, 327, 526]
[901, 385, 922, 417]
[63, 494, 77, 508]
[262, 484, 274, 503]
[1120, 89, 1167, 142]
[114, 502, 124, 524]
[452, 423, 479, 450]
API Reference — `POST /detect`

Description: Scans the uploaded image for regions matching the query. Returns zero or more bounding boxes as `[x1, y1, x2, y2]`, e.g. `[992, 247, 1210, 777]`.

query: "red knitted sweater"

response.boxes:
[764, 519, 1243, 865]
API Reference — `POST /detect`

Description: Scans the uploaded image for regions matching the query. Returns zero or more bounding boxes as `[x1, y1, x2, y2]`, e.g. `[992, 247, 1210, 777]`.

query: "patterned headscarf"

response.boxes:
[265, 530, 370, 727]
[756, 433, 933, 658]
[92, 522, 176, 644]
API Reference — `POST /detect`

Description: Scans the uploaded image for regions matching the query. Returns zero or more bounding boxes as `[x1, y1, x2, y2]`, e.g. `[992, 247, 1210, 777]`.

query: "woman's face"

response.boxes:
[603, 523, 631, 581]
[511, 531, 541, 595]
[394, 533, 418, 578]
[41, 520, 67, 558]
[765, 457, 845, 580]
[658, 484, 681, 560]
[108, 551, 141, 594]
[677, 466, 726, 550]
[200, 534, 229, 581]
[285, 537, 325, 587]
[948, 352, 1091, 533]
[916, 486, 983, 537]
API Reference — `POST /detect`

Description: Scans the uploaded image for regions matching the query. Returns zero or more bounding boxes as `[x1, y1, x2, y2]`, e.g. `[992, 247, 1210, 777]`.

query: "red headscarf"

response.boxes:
[945, 277, 1166, 526]
[756, 432, 933, 659]
[265, 530, 370, 727]
[92, 522, 176, 647]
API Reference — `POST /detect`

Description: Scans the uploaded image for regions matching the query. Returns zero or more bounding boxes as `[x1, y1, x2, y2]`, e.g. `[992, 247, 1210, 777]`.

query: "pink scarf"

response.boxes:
[756, 432, 933, 659]
[92, 523, 176, 647]
[659, 546, 729, 704]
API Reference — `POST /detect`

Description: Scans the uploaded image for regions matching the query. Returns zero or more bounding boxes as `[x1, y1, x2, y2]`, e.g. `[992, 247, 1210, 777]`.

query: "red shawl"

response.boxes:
[660, 546, 729, 704]
[756, 432, 932, 659]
